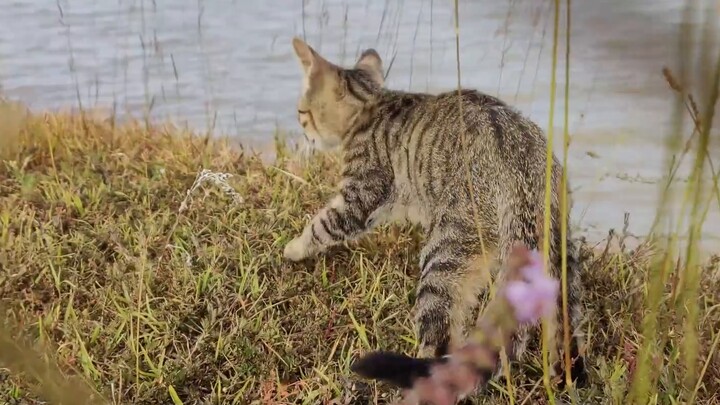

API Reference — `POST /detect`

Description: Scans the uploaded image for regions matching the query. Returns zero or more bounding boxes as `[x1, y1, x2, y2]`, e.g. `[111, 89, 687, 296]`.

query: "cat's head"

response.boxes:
[291, 37, 384, 150]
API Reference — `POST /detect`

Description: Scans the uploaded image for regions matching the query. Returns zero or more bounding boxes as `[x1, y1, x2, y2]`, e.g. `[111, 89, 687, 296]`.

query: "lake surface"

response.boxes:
[1, 0, 719, 256]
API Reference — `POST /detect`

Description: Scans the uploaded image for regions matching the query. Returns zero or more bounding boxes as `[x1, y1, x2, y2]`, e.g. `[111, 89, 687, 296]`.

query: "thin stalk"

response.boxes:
[452, 0, 493, 299]
[560, 0, 572, 389]
[541, 0, 560, 402]
[452, 0, 502, 397]
[681, 47, 719, 403]
[629, 2, 696, 402]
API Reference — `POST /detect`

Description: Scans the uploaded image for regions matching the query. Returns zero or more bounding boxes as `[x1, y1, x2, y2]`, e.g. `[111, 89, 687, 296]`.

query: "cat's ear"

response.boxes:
[292, 37, 331, 76]
[355, 49, 384, 87]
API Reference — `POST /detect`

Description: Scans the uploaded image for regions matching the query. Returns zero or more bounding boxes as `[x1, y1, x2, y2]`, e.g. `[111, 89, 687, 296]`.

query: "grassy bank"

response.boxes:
[0, 108, 719, 405]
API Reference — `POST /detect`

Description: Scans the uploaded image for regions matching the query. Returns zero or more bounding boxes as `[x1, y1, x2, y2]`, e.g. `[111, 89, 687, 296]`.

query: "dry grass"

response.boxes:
[1, 108, 719, 405]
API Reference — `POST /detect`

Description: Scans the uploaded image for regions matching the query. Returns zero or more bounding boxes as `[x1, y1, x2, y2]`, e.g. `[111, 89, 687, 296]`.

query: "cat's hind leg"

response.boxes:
[413, 216, 497, 359]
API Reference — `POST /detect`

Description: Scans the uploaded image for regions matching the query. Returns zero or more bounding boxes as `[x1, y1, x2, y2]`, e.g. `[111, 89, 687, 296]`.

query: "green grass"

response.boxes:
[0, 106, 719, 405]
[1, 1, 717, 403]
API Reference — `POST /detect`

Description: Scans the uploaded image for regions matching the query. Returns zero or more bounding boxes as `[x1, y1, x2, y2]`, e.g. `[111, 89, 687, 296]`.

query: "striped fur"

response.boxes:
[285, 37, 586, 386]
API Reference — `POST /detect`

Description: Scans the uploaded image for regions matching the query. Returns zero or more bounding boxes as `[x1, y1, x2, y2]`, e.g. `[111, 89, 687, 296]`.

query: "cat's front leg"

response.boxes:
[283, 226, 319, 262]
[284, 176, 392, 262]
[283, 203, 339, 261]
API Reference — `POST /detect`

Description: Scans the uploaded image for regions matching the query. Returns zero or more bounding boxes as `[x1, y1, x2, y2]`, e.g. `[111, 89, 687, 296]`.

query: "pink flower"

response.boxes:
[504, 249, 559, 324]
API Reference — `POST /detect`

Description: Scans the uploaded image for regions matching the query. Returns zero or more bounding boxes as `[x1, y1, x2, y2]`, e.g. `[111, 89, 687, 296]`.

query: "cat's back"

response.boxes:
[384, 88, 544, 146]
[366, 88, 552, 196]
[385, 87, 548, 169]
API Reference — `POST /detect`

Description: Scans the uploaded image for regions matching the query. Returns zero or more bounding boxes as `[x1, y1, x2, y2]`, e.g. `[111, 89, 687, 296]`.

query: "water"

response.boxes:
[1, 0, 718, 256]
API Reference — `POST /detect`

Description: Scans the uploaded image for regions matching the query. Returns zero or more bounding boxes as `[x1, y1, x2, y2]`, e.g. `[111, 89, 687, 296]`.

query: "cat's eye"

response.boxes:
[297, 109, 310, 115]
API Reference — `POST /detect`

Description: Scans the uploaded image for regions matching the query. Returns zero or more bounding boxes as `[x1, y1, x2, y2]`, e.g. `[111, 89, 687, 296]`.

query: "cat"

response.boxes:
[282, 36, 587, 387]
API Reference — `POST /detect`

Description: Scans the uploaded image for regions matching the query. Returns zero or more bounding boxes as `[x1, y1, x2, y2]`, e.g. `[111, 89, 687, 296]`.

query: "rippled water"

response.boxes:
[1, 0, 718, 255]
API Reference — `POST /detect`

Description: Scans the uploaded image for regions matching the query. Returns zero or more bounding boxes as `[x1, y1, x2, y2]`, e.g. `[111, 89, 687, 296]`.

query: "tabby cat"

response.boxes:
[283, 37, 586, 386]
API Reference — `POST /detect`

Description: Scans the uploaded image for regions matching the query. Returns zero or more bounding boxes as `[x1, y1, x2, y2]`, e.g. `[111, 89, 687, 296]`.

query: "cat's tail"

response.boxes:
[351, 348, 496, 405]
[350, 351, 440, 389]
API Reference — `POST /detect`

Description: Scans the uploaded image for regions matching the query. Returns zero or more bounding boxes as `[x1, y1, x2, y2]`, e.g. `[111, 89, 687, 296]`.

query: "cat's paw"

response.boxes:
[283, 236, 310, 262]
